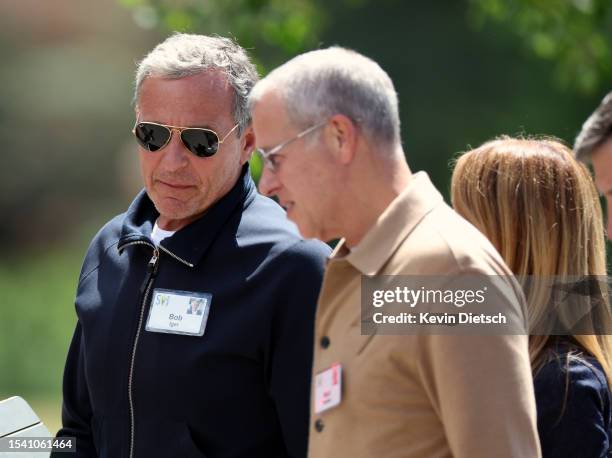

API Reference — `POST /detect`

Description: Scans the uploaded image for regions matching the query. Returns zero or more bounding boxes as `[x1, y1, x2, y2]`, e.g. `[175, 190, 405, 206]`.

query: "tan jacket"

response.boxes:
[308, 172, 541, 458]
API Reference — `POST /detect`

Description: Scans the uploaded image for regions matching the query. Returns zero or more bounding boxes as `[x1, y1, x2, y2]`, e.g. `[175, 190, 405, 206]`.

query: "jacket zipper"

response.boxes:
[119, 240, 194, 269]
[158, 244, 194, 268]
[128, 243, 159, 458]
[121, 239, 193, 458]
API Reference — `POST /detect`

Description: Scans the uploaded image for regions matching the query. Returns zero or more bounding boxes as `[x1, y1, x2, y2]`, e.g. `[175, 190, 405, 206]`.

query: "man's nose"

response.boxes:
[159, 129, 190, 170]
[258, 166, 280, 197]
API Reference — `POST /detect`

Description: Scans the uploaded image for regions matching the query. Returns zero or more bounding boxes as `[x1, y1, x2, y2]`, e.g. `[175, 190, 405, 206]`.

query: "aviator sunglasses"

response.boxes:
[133, 121, 239, 157]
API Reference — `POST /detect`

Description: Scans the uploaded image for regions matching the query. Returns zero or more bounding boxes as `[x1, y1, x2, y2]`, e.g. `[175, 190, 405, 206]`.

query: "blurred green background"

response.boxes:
[1, 0, 610, 434]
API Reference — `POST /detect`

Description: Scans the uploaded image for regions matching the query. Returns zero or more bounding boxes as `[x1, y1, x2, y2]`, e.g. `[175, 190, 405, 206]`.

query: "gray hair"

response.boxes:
[574, 91, 612, 161]
[249, 46, 401, 148]
[135, 33, 259, 135]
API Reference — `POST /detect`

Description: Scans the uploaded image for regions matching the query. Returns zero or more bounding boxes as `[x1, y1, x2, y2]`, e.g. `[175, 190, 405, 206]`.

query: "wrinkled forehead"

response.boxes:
[136, 71, 235, 126]
[138, 68, 232, 98]
[251, 91, 298, 141]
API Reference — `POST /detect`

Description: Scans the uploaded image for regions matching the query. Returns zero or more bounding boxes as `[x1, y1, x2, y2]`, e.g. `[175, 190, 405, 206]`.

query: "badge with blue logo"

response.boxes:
[145, 288, 212, 336]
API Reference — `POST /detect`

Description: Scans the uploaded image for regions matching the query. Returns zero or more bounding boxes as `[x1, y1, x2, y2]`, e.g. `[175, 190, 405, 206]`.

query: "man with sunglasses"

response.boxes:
[248, 47, 540, 457]
[54, 33, 330, 458]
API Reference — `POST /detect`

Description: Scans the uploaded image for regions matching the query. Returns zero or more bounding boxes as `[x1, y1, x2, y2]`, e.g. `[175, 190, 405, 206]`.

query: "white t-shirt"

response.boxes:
[151, 221, 176, 246]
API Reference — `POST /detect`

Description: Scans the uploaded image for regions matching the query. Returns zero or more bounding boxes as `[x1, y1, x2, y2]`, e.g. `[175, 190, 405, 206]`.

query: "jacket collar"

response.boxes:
[118, 164, 255, 267]
[336, 172, 443, 276]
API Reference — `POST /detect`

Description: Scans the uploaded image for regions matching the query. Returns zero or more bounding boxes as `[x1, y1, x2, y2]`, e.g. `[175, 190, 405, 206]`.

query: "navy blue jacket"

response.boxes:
[55, 166, 331, 458]
[535, 349, 612, 458]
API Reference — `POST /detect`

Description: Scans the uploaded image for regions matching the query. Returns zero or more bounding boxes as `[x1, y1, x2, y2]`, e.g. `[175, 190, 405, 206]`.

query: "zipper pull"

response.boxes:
[148, 247, 160, 273]
[140, 247, 160, 296]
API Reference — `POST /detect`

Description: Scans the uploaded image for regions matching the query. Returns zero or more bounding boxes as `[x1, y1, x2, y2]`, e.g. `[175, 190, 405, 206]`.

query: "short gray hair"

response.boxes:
[574, 91, 612, 161]
[249, 46, 400, 148]
[135, 33, 259, 135]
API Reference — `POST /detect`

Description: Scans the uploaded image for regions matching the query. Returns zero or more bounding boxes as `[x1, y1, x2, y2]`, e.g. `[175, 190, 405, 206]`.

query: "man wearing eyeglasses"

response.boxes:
[248, 47, 541, 457]
[54, 33, 330, 458]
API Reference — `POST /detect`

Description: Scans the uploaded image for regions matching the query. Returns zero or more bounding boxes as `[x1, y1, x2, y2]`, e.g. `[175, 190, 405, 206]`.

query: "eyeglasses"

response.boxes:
[132, 121, 239, 157]
[256, 121, 327, 172]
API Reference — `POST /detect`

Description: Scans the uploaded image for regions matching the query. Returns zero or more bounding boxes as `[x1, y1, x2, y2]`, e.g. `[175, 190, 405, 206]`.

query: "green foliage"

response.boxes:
[249, 152, 263, 183]
[123, 0, 326, 69]
[119, 0, 612, 95]
[468, 0, 612, 94]
[0, 249, 81, 396]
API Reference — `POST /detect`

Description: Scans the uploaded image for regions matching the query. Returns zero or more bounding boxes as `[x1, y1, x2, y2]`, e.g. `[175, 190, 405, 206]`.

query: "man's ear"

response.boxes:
[325, 114, 358, 165]
[240, 126, 256, 164]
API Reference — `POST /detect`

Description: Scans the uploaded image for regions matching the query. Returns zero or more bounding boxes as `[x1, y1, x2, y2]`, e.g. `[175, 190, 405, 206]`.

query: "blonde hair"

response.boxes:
[451, 136, 612, 382]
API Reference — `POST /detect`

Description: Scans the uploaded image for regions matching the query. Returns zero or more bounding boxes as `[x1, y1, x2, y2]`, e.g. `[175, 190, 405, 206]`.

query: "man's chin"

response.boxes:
[154, 199, 187, 217]
[154, 203, 204, 231]
[292, 219, 318, 241]
[284, 208, 324, 241]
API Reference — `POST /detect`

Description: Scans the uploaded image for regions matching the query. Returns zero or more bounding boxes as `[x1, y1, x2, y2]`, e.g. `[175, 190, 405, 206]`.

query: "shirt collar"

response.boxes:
[118, 163, 255, 267]
[340, 171, 443, 276]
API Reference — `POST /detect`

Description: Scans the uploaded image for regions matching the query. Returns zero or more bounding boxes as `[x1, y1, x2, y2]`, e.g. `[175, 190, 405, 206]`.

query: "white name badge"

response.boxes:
[145, 288, 212, 337]
[314, 363, 342, 414]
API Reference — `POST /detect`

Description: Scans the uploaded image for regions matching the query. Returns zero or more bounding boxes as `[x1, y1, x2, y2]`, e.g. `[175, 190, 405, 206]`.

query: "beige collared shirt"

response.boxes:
[308, 172, 540, 458]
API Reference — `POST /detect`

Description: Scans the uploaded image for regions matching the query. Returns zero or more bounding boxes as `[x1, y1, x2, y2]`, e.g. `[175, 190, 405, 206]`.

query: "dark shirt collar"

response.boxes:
[118, 164, 255, 267]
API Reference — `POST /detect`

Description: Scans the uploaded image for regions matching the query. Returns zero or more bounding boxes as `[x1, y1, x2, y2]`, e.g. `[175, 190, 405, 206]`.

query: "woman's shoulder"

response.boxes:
[535, 348, 612, 457]
[535, 350, 609, 398]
